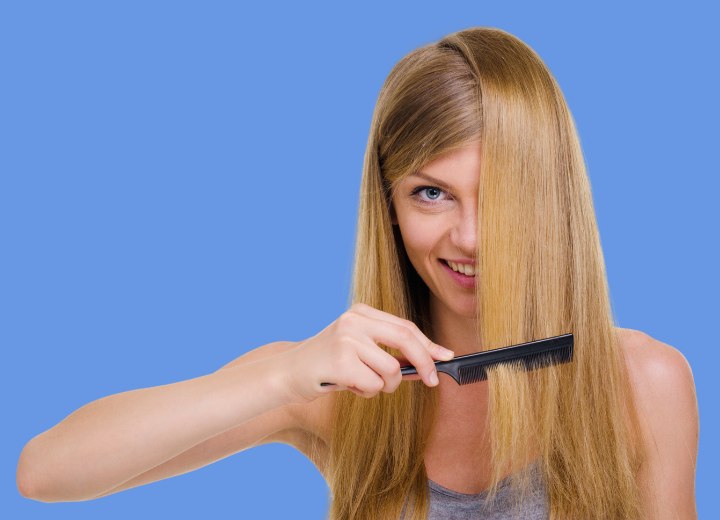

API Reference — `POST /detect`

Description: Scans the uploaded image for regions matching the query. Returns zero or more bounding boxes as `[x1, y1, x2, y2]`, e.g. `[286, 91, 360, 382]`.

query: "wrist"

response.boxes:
[271, 346, 312, 406]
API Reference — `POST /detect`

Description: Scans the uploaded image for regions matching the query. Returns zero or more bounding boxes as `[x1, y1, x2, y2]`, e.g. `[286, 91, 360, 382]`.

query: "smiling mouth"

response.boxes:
[440, 259, 476, 277]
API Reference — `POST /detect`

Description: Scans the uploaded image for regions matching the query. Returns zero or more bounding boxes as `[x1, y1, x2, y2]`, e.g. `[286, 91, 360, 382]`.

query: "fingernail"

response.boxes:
[430, 371, 439, 386]
[435, 344, 454, 356]
[438, 347, 454, 359]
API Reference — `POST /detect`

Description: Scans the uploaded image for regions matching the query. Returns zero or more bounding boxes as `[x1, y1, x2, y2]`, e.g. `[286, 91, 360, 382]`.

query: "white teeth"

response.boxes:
[447, 260, 476, 276]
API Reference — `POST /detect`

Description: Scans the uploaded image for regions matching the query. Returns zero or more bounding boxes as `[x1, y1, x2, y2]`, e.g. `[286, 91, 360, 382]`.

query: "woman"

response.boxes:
[17, 27, 698, 519]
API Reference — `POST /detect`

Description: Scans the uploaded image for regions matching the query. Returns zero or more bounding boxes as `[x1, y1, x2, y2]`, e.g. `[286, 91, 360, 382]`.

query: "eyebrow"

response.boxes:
[410, 171, 453, 190]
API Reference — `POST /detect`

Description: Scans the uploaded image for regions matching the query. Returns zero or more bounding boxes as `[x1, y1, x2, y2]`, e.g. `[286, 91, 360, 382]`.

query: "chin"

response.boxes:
[452, 290, 479, 313]
[435, 293, 477, 319]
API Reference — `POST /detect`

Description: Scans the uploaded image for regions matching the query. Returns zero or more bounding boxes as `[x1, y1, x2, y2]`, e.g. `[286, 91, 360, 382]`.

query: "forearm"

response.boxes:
[17, 354, 290, 502]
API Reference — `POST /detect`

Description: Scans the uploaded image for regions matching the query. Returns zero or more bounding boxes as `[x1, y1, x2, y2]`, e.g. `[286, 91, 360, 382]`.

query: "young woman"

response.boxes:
[17, 27, 698, 519]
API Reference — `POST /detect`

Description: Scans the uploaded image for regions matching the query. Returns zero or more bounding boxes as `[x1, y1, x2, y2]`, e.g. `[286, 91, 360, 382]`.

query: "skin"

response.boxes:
[27, 142, 696, 517]
[385, 141, 699, 516]
[91, 140, 693, 516]
[390, 140, 483, 359]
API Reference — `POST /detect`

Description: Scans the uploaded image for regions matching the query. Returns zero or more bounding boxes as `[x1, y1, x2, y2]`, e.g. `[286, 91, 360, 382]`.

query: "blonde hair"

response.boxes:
[322, 27, 646, 519]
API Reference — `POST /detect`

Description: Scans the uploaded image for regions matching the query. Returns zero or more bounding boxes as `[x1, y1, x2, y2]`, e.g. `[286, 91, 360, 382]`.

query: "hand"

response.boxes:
[279, 303, 454, 404]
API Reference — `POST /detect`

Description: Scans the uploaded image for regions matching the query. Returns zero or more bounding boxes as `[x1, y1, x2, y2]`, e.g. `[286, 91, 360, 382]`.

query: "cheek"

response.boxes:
[398, 220, 439, 260]
[393, 199, 445, 261]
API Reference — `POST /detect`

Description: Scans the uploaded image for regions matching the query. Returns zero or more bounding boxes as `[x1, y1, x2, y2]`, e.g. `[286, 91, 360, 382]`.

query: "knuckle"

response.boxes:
[399, 326, 414, 342]
[388, 361, 401, 377]
[382, 374, 401, 393]
[335, 334, 352, 349]
[383, 357, 401, 376]
[338, 310, 354, 323]
[371, 378, 385, 393]
[357, 383, 373, 396]
[337, 311, 358, 330]
[407, 320, 422, 334]
[388, 379, 402, 393]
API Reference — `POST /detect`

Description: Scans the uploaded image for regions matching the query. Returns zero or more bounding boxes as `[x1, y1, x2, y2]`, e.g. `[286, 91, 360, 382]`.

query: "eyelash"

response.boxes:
[409, 185, 451, 205]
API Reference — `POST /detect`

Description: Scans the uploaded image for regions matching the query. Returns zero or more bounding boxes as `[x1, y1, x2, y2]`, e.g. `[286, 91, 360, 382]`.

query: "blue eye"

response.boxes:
[410, 185, 450, 205]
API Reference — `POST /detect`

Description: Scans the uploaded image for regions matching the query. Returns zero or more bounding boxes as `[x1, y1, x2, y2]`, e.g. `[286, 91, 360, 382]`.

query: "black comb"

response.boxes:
[400, 333, 573, 386]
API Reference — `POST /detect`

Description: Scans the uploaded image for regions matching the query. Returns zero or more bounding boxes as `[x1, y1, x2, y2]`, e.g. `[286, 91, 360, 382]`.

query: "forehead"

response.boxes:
[404, 143, 482, 189]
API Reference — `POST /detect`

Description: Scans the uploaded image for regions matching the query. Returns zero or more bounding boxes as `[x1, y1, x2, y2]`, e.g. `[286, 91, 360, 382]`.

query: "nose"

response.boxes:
[449, 206, 479, 258]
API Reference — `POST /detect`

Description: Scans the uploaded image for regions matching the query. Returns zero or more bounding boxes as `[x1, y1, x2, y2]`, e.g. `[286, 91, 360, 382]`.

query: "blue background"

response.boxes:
[3, 1, 717, 518]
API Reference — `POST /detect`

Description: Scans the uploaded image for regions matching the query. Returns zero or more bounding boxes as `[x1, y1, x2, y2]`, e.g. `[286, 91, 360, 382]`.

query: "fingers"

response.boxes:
[343, 308, 441, 387]
[354, 339, 404, 393]
[328, 343, 387, 395]
[315, 304, 457, 400]
[350, 303, 454, 361]
[393, 354, 423, 381]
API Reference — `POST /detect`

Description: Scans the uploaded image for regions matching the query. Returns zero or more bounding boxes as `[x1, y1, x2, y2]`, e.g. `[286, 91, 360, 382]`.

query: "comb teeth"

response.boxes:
[457, 345, 573, 385]
[458, 364, 489, 385]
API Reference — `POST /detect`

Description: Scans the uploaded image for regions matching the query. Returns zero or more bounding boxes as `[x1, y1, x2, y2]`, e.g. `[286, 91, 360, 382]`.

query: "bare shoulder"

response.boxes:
[617, 327, 690, 373]
[616, 327, 699, 518]
[618, 327, 697, 417]
[617, 326, 696, 426]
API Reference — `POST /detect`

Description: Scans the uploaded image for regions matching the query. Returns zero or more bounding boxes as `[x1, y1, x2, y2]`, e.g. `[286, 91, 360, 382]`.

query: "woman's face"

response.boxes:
[390, 141, 481, 318]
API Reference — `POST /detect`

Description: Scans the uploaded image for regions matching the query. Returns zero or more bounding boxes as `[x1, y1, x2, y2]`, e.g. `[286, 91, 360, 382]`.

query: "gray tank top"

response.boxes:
[426, 460, 549, 519]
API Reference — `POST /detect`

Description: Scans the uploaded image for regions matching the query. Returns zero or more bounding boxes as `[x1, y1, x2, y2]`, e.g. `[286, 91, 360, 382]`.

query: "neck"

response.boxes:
[428, 295, 483, 356]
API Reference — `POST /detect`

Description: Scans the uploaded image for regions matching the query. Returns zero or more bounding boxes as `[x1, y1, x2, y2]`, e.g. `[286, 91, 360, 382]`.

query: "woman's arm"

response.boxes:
[628, 333, 699, 519]
[16, 341, 300, 502]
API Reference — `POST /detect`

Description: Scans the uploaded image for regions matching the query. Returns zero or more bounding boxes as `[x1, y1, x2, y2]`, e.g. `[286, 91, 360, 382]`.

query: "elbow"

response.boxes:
[16, 465, 34, 500]
[17, 438, 111, 503]
[16, 438, 76, 503]
[16, 442, 46, 501]
[17, 470, 49, 502]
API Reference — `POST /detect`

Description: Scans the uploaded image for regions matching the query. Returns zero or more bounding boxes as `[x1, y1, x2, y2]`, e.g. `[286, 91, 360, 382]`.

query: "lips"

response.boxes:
[439, 259, 476, 288]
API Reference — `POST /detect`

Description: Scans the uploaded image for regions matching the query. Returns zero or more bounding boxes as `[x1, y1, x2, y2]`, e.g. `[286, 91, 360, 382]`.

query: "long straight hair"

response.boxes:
[322, 27, 646, 519]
